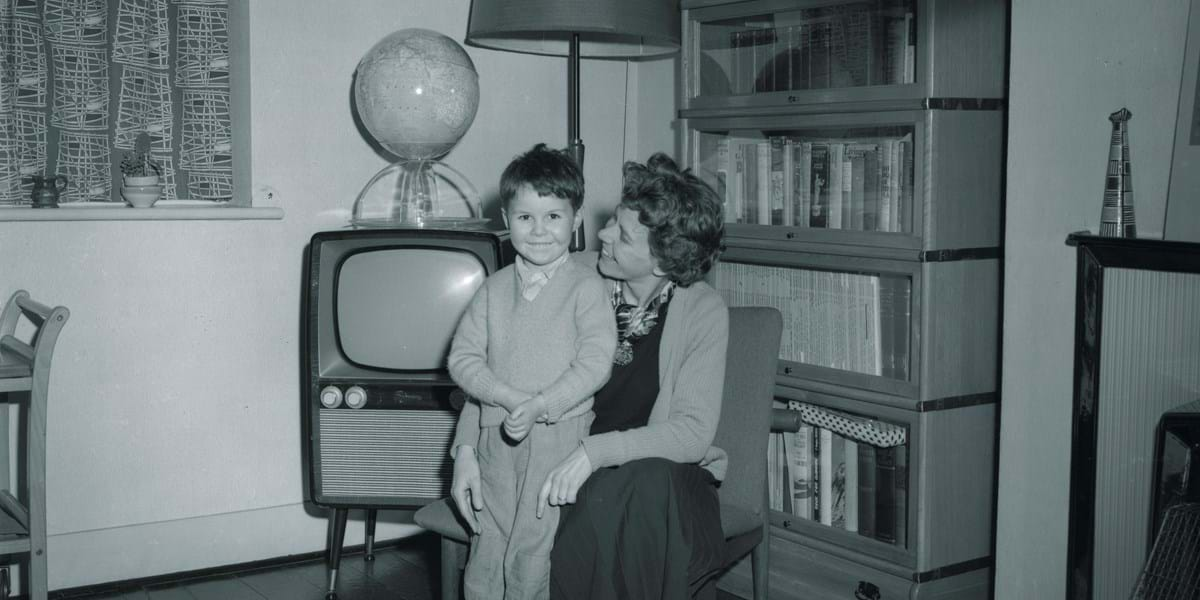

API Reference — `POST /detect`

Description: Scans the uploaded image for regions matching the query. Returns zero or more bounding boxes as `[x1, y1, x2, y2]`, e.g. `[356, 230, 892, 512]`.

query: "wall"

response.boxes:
[0, 0, 675, 589]
[996, 0, 1192, 597]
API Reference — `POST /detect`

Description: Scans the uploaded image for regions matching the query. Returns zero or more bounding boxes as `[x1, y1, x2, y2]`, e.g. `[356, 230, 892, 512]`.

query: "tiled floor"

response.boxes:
[50, 534, 440, 600]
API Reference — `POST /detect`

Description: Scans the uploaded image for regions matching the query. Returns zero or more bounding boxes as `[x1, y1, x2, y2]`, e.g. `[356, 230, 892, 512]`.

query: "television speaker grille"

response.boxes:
[317, 408, 456, 499]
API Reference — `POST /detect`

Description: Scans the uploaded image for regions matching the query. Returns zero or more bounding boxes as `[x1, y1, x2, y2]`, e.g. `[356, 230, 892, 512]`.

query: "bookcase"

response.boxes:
[679, 0, 1006, 598]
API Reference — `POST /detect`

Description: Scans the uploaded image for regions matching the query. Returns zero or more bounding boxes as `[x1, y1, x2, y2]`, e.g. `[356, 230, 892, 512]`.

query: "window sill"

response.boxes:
[0, 202, 283, 222]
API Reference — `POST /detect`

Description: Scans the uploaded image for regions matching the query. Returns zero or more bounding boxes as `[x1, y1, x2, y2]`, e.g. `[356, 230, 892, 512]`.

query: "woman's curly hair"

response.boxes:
[620, 153, 724, 286]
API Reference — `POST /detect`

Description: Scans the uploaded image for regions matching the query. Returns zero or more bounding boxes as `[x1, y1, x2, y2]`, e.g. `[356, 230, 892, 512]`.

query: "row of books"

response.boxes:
[714, 132, 913, 233]
[713, 1, 915, 95]
[715, 261, 910, 381]
[768, 409, 908, 546]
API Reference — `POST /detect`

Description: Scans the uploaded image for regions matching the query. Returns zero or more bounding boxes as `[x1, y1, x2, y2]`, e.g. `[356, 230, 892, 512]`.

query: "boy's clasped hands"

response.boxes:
[502, 392, 548, 441]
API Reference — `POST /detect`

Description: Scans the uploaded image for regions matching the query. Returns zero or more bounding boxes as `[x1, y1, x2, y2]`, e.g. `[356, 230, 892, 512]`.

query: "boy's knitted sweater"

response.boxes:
[448, 257, 616, 432]
[450, 252, 731, 482]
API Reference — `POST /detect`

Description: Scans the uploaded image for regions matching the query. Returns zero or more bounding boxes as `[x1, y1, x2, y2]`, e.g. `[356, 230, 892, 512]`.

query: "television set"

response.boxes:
[302, 227, 513, 508]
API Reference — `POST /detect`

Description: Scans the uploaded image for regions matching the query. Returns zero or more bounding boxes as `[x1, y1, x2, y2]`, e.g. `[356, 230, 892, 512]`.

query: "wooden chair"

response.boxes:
[414, 306, 782, 600]
[0, 290, 70, 600]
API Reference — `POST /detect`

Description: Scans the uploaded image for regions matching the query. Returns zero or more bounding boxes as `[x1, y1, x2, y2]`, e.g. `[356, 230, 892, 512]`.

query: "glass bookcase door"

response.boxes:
[694, 123, 916, 237]
[769, 396, 915, 565]
[688, 0, 917, 106]
[714, 254, 915, 397]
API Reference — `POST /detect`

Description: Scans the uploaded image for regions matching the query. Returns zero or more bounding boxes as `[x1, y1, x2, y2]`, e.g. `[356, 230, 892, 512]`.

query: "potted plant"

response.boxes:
[120, 133, 162, 186]
[120, 133, 163, 207]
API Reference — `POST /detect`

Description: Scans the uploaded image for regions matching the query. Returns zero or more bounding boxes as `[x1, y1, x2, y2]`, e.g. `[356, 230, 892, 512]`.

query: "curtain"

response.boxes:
[0, 0, 232, 205]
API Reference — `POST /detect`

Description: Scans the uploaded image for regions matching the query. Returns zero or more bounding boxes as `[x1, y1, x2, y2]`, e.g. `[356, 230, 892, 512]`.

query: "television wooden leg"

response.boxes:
[365, 508, 377, 561]
[325, 508, 348, 600]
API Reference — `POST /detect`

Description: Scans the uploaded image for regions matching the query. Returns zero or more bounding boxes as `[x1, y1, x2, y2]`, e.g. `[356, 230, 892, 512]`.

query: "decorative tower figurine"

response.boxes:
[1100, 107, 1137, 238]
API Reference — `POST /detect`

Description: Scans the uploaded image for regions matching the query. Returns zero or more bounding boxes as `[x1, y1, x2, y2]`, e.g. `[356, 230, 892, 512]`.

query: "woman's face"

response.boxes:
[597, 206, 662, 287]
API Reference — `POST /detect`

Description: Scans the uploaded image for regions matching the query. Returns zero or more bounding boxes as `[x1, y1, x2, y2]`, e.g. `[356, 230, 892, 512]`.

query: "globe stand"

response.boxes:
[350, 159, 485, 229]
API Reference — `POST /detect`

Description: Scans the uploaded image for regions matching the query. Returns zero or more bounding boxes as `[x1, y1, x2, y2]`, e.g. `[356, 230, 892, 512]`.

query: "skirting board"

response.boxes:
[45, 503, 422, 590]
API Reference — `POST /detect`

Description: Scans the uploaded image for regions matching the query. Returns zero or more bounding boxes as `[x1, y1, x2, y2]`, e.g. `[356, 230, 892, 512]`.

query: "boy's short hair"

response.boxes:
[620, 152, 724, 287]
[499, 143, 585, 211]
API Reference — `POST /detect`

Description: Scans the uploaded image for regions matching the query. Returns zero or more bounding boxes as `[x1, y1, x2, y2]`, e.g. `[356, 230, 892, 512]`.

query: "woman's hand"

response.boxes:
[450, 446, 483, 534]
[536, 444, 593, 518]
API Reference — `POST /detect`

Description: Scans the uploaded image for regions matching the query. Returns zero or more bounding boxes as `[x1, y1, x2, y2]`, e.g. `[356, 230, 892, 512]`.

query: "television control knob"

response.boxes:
[319, 386, 343, 408]
[345, 386, 368, 409]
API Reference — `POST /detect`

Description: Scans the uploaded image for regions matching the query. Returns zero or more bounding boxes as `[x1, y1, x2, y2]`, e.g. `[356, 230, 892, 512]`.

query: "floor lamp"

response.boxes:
[465, 0, 680, 250]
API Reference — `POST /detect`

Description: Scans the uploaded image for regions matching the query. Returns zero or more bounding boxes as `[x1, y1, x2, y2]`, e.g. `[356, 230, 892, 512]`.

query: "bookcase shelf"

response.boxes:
[682, 0, 1006, 598]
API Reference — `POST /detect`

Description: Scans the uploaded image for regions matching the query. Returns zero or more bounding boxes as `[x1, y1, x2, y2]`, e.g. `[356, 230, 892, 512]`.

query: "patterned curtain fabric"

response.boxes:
[0, 0, 232, 205]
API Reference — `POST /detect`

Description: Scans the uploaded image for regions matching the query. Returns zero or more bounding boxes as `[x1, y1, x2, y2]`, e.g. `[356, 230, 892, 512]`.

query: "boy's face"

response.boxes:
[503, 184, 582, 267]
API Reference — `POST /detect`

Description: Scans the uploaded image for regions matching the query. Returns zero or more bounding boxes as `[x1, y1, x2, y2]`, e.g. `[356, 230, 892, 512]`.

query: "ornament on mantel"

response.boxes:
[1100, 107, 1137, 238]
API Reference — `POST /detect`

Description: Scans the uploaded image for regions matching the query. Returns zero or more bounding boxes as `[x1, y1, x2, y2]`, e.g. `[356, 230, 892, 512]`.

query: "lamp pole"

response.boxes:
[567, 33, 586, 251]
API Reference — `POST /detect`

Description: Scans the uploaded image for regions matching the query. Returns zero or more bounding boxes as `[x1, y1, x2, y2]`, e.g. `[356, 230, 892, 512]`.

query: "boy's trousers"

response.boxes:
[463, 413, 592, 600]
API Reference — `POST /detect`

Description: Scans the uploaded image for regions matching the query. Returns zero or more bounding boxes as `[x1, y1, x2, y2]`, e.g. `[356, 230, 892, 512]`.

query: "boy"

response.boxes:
[447, 143, 616, 600]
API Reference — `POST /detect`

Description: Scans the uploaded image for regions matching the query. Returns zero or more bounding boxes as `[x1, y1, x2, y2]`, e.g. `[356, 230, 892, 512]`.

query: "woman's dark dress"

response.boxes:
[550, 301, 725, 599]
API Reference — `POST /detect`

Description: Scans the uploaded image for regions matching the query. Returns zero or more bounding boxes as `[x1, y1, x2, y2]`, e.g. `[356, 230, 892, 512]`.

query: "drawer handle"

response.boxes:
[855, 581, 881, 600]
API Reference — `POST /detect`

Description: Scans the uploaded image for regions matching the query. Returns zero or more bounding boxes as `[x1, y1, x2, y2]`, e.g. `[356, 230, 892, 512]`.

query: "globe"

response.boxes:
[354, 28, 480, 160]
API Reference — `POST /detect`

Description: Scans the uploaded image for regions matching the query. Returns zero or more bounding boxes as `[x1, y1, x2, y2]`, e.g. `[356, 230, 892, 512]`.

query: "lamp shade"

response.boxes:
[466, 0, 680, 58]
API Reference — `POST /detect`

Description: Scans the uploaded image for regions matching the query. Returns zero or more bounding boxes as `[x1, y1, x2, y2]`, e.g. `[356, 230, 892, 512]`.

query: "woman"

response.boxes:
[452, 152, 729, 600]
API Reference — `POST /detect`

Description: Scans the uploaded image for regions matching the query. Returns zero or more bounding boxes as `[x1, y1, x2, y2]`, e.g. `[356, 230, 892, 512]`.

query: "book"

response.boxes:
[900, 134, 913, 233]
[819, 427, 834, 526]
[716, 138, 733, 222]
[769, 137, 786, 225]
[756, 140, 771, 225]
[840, 146, 853, 228]
[827, 143, 843, 229]
[878, 138, 894, 232]
[808, 20, 832, 90]
[878, 275, 899, 379]
[887, 135, 902, 232]
[844, 437, 859, 533]
[742, 141, 758, 224]
[784, 24, 805, 91]
[874, 445, 898, 543]
[830, 431, 847, 529]
[735, 30, 755, 95]
[857, 443, 877, 538]
[728, 30, 741, 95]
[809, 142, 829, 228]
[732, 142, 746, 223]
[785, 424, 814, 519]
[837, 5, 874, 88]
[757, 27, 775, 93]
[830, 272, 850, 371]
[893, 278, 911, 381]
[781, 137, 795, 225]
[863, 143, 880, 231]
[861, 274, 883, 375]
[795, 141, 812, 228]
[884, 11, 908, 85]
[903, 11, 915, 84]
[894, 443, 908, 547]
[848, 146, 866, 230]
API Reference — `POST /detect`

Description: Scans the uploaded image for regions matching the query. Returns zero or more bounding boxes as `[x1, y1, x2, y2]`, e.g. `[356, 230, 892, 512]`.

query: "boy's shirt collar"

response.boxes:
[515, 252, 569, 301]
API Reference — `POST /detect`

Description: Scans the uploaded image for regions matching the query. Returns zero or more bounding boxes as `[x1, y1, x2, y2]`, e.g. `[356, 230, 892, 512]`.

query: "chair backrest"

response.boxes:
[712, 306, 782, 518]
[1, 290, 70, 392]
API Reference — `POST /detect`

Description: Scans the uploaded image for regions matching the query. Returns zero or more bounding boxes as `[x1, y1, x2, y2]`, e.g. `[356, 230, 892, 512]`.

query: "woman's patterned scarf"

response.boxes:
[611, 280, 675, 366]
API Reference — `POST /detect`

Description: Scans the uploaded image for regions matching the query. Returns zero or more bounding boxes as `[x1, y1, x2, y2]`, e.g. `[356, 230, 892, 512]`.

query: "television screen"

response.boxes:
[336, 248, 486, 371]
